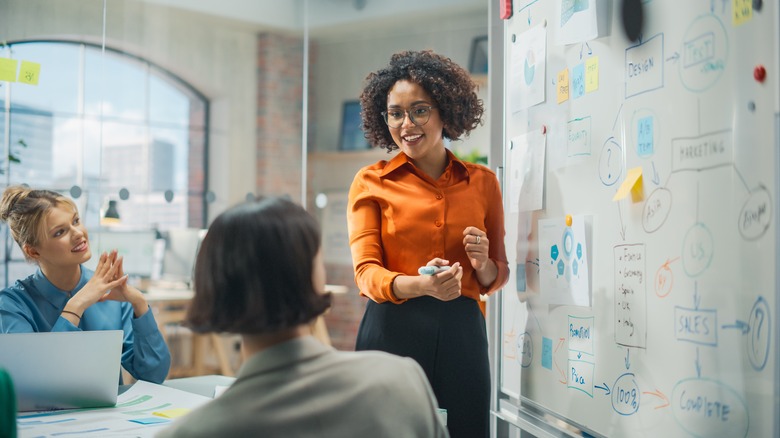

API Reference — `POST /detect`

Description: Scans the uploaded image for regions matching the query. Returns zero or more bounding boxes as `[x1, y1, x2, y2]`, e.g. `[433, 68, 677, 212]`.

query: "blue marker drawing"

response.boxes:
[542, 337, 553, 369]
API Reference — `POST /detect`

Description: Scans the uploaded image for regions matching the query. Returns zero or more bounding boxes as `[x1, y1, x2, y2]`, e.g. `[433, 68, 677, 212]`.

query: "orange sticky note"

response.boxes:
[0, 58, 18, 82]
[612, 167, 644, 202]
[152, 408, 191, 419]
[18, 61, 41, 85]
[557, 69, 569, 104]
[585, 57, 599, 92]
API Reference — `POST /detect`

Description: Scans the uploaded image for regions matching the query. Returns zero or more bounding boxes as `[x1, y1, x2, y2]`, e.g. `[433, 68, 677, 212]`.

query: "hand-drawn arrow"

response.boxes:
[617, 202, 627, 241]
[577, 352, 582, 359]
[595, 383, 611, 395]
[651, 161, 660, 185]
[555, 361, 567, 384]
[625, 349, 631, 370]
[695, 347, 702, 377]
[528, 8, 531, 25]
[642, 389, 670, 409]
[721, 320, 750, 334]
[693, 281, 701, 310]
[665, 52, 680, 63]
[579, 42, 592, 60]
[555, 337, 565, 353]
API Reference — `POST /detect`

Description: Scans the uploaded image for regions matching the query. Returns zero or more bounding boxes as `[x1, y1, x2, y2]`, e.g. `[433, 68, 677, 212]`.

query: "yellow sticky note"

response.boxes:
[152, 408, 191, 419]
[18, 60, 41, 86]
[733, 0, 752, 26]
[585, 57, 599, 93]
[557, 69, 569, 104]
[612, 167, 644, 203]
[0, 58, 18, 82]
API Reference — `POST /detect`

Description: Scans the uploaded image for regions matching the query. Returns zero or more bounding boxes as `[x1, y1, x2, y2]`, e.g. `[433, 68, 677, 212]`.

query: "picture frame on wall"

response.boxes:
[468, 35, 489, 75]
[339, 100, 371, 151]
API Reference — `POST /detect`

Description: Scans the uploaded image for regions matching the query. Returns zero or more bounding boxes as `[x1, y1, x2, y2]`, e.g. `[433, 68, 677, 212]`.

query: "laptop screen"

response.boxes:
[0, 330, 123, 412]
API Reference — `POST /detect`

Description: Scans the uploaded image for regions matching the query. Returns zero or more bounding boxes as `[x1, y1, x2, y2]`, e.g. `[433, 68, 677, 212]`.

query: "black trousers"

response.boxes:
[356, 296, 490, 438]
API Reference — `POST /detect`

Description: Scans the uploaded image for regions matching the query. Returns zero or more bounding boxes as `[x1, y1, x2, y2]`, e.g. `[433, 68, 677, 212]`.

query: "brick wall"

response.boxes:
[256, 33, 363, 350]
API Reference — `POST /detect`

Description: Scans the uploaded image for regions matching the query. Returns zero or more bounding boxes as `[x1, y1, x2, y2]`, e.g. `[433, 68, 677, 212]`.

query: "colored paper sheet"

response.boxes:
[733, 0, 752, 26]
[612, 166, 644, 202]
[18, 60, 41, 85]
[585, 56, 599, 92]
[571, 63, 585, 99]
[538, 215, 591, 306]
[557, 68, 570, 103]
[0, 58, 18, 82]
[152, 408, 191, 419]
[542, 337, 553, 369]
[129, 417, 170, 425]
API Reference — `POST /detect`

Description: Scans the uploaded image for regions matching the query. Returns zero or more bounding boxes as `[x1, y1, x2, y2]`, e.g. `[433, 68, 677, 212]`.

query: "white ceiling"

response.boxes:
[136, 0, 486, 32]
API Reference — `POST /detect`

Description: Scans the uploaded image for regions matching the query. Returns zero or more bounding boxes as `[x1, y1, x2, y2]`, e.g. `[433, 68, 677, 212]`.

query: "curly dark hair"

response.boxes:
[360, 50, 484, 152]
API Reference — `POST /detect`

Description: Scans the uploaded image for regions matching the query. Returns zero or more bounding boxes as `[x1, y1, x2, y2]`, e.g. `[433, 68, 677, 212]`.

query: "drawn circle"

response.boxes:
[679, 14, 729, 92]
[738, 186, 772, 241]
[611, 373, 640, 416]
[655, 265, 673, 298]
[118, 187, 130, 201]
[748, 296, 771, 371]
[518, 332, 533, 368]
[642, 188, 672, 233]
[672, 377, 749, 438]
[598, 138, 622, 186]
[681, 223, 713, 277]
[562, 228, 574, 259]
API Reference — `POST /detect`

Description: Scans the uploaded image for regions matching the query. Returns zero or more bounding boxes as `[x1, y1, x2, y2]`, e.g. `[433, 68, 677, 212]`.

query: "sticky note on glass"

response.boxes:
[571, 63, 585, 99]
[732, 0, 752, 26]
[18, 61, 41, 86]
[152, 408, 191, 419]
[0, 58, 18, 82]
[557, 68, 569, 104]
[541, 337, 553, 370]
[585, 57, 599, 93]
[613, 166, 644, 202]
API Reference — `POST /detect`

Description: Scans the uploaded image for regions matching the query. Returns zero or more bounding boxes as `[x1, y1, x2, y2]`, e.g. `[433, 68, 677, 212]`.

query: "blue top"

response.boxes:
[0, 267, 171, 384]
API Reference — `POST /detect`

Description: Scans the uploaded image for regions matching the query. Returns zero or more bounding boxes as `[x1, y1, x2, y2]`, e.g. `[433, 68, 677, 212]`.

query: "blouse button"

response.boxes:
[434, 220, 442, 227]
[436, 194, 443, 200]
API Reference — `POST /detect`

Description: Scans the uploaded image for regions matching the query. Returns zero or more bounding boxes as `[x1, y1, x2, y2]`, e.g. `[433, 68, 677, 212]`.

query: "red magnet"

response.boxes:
[754, 65, 766, 83]
[500, 0, 512, 20]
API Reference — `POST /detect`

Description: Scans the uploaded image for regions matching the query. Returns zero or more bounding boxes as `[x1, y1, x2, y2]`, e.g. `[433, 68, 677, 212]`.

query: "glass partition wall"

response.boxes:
[0, 0, 489, 350]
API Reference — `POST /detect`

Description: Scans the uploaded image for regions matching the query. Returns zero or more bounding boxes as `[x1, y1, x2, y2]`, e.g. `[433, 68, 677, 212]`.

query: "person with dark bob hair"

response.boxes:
[158, 196, 448, 438]
[348, 50, 509, 438]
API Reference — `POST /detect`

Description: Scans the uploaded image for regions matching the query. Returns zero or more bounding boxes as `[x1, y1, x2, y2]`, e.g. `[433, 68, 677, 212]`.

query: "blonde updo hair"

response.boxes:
[0, 186, 78, 259]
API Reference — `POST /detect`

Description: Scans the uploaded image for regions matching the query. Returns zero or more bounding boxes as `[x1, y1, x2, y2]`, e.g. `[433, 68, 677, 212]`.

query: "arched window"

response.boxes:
[0, 41, 208, 285]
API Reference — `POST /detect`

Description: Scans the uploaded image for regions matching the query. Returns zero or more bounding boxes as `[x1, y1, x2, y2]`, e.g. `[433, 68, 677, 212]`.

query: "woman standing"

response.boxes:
[348, 50, 509, 437]
[0, 186, 170, 383]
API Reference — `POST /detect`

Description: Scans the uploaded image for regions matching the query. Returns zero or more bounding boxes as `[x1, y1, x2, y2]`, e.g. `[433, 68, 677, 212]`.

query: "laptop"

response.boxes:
[0, 330, 123, 412]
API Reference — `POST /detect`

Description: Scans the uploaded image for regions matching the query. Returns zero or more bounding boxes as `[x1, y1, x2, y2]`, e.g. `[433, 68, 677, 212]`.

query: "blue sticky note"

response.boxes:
[516, 263, 527, 292]
[542, 337, 553, 370]
[571, 63, 585, 99]
[637, 116, 654, 157]
[129, 417, 170, 425]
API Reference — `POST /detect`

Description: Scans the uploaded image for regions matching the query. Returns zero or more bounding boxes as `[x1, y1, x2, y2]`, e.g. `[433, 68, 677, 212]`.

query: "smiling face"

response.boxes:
[26, 203, 91, 269]
[386, 79, 445, 162]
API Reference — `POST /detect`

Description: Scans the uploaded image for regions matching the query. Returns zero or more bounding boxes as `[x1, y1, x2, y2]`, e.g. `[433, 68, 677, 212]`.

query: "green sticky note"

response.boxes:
[0, 58, 18, 82]
[18, 60, 41, 85]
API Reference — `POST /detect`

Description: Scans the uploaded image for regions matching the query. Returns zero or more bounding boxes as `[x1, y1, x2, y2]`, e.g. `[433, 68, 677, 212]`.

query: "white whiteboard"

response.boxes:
[497, 1, 779, 437]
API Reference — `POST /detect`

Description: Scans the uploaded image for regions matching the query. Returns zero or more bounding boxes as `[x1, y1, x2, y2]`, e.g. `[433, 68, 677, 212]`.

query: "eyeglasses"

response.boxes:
[381, 105, 436, 129]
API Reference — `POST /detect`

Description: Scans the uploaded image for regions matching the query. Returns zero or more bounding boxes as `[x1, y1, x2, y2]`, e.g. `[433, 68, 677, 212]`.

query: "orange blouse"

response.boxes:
[347, 150, 509, 315]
